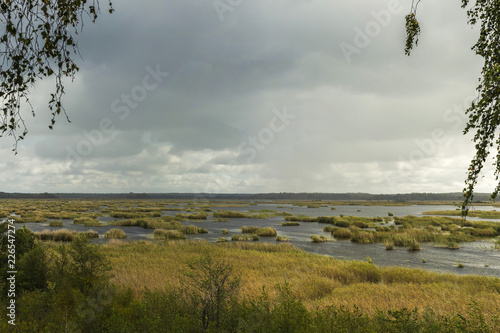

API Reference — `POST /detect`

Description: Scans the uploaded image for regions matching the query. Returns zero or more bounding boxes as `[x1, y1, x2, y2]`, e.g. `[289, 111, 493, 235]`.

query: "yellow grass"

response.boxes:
[102, 240, 500, 317]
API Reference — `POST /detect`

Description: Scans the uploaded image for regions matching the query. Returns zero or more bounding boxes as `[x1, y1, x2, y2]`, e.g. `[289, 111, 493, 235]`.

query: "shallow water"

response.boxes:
[7, 203, 500, 277]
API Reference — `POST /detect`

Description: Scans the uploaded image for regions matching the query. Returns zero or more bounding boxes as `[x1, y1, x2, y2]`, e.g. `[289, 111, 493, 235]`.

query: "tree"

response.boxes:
[0, 0, 113, 151]
[405, 1, 500, 214]
[185, 253, 241, 332]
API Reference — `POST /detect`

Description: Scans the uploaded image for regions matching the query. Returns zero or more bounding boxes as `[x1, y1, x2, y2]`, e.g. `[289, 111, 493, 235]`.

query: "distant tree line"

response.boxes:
[0, 192, 494, 202]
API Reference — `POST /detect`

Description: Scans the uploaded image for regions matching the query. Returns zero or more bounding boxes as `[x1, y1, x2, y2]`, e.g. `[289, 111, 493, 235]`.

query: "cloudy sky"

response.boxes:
[0, 0, 494, 194]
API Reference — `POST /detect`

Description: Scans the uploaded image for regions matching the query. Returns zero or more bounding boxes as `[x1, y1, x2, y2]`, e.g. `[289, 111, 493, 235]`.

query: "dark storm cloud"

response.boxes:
[0, 0, 490, 193]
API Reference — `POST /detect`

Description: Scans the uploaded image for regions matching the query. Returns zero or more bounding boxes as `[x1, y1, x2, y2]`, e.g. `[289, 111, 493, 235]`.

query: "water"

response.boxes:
[7, 203, 500, 277]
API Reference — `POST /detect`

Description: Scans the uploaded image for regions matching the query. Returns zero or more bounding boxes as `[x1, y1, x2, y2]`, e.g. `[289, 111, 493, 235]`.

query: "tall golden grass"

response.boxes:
[100, 240, 500, 319]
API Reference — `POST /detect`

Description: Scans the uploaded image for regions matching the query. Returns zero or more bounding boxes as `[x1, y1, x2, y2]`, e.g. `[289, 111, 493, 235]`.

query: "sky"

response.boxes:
[0, 0, 495, 194]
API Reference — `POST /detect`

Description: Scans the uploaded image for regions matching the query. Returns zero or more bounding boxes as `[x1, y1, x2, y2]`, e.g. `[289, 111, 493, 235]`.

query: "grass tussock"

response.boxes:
[152, 229, 186, 240]
[281, 221, 300, 227]
[276, 235, 291, 242]
[48, 220, 63, 227]
[213, 211, 248, 218]
[73, 217, 100, 225]
[311, 235, 330, 243]
[104, 228, 127, 239]
[331, 228, 352, 240]
[241, 226, 277, 237]
[34, 229, 98, 241]
[182, 225, 208, 234]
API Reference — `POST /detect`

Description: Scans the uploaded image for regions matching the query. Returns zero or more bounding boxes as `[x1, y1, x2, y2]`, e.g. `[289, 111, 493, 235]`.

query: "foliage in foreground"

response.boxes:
[1, 223, 500, 332]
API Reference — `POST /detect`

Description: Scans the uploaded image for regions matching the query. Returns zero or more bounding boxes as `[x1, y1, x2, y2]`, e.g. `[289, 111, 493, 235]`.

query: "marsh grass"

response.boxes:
[110, 218, 184, 230]
[104, 228, 127, 239]
[34, 228, 89, 242]
[73, 217, 99, 225]
[241, 226, 277, 237]
[493, 237, 500, 249]
[182, 225, 208, 234]
[49, 220, 63, 227]
[323, 225, 334, 232]
[213, 211, 248, 218]
[231, 234, 252, 241]
[109, 211, 161, 218]
[282, 221, 300, 226]
[311, 235, 330, 243]
[221, 228, 229, 234]
[83, 220, 104, 227]
[407, 240, 421, 251]
[331, 228, 351, 240]
[423, 210, 500, 219]
[259, 228, 277, 237]
[85, 229, 99, 239]
[153, 229, 186, 240]
[276, 235, 290, 242]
